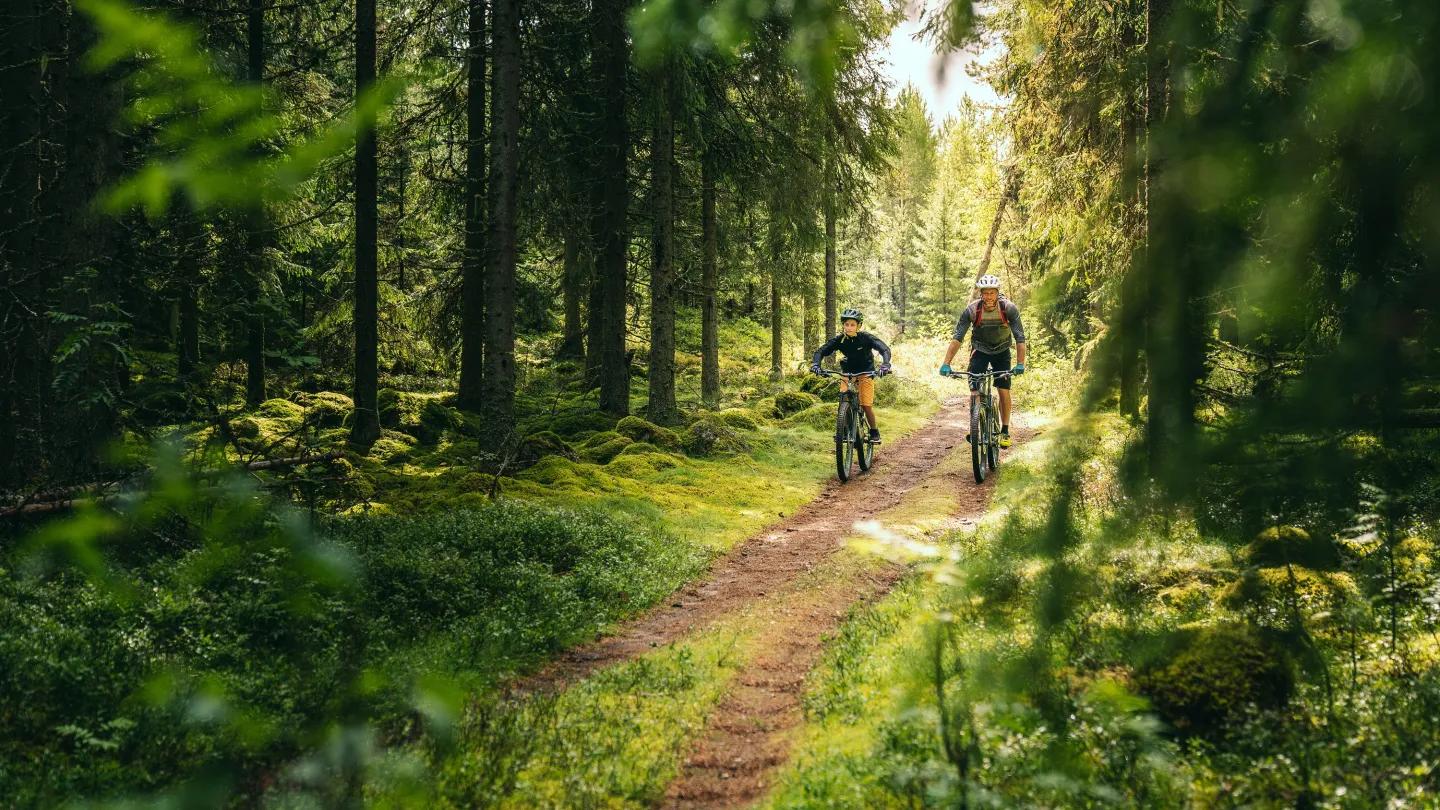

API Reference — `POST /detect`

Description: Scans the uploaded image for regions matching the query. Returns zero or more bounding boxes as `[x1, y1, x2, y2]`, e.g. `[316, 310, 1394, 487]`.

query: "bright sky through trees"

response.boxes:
[878, 3, 1004, 116]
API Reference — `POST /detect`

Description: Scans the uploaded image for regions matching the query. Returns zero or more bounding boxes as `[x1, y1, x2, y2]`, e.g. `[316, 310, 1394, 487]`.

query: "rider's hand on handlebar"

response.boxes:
[938, 364, 952, 377]
[1011, 363, 1026, 375]
[879, 363, 891, 376]
[809, 364, 822, 375]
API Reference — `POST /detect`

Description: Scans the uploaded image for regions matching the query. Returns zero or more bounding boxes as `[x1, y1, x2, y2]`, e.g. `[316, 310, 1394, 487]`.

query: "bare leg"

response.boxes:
[862, 405, 878, 430]
[999, 388, 1012, 428]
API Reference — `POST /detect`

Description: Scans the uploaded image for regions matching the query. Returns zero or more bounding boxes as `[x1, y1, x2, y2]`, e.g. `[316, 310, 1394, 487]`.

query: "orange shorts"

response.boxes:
[840, 376, 875, 407]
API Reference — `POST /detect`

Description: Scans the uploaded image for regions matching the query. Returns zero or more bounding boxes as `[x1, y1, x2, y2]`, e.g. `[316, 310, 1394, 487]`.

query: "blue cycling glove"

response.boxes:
[1012, 363, 1026, 375]
[938, 364, 952, 377]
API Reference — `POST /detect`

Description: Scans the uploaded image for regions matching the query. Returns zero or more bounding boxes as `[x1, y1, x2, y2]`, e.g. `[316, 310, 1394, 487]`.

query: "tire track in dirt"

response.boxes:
[514, 397, 973, 696]
[659, 413, 1034, 809]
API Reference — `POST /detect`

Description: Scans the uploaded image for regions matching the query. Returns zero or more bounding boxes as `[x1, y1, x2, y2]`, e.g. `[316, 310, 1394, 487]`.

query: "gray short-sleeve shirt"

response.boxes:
[952, 298, 1026, 355]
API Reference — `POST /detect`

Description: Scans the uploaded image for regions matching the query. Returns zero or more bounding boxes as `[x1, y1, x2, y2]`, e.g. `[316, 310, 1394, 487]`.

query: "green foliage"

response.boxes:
[773, 390, 821, 417]
[615, 416, 681, 450]
[1134, 624, 1294, 740]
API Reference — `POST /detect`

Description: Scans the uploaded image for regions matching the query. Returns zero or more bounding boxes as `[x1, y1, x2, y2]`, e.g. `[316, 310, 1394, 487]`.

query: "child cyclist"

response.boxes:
[809, 308, 893, 444]
[938, 274, 1027, 447]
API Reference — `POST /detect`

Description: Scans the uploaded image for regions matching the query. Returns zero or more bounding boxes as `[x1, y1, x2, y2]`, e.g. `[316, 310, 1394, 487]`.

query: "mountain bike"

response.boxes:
[814, 369, 881, 483]
[947, 369, 1009, 483]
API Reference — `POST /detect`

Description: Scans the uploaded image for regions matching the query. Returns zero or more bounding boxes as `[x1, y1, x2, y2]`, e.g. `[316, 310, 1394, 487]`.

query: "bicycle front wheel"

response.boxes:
[971, 397, 987, 483]
[986, 394, 1001, 471]
[836, 400, 855, 482]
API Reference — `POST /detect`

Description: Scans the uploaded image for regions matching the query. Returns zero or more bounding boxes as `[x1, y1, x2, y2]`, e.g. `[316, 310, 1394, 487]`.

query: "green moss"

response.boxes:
[518, 430, 577, 464]
[231, 417, 262, 439]
[291, 391, 353, 427]
[616, 416, 681, 450]
[1395, 536, 1436, 597]
[607, 451, 681, 478]
[255, 398, 305, 420]
[799, 374, 840, 399]
[378, 389, 464, 445]
[1222, 565, 1360, 621]
[681, 417, 751, 456]
[1135, 623, 1293, 738]
[752, 397, 781, 420]
[1242, 525, 1341, 571]
[774, 390, 820, 416]
[545, 409, 621, 438]
[369, 436, 416, 466]
[580, 431, 622, 449]
[580, 435, 633, 464]
[716, 409, 761, 431]
[780, 403, 836, 431]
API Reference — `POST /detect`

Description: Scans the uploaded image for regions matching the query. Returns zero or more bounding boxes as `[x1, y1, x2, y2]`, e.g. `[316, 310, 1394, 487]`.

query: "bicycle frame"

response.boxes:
[947, 370, 1009, 483]
[815, 369, 880, 482]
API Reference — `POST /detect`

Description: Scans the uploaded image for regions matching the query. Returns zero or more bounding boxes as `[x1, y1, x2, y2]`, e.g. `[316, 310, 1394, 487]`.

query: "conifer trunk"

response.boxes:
[456, 0, 487, 410]
[824, 188, 838, 337]
[590, 0, 631, 414]
[647, 62, 678, 424]
[244, 0, 267, 407]
[770, 261, 783, 380]
[700, 129, 720, 406]
[177, 206, 202, 379]
[482, 0, 521, 432]
[557, 229, 586, 360]
[350, 0, 382, 445]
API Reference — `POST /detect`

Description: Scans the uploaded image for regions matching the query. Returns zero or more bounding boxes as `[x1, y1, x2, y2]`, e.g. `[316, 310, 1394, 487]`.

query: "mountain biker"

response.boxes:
[810, 308, 892, 445]
[938, 274, 1027, 448]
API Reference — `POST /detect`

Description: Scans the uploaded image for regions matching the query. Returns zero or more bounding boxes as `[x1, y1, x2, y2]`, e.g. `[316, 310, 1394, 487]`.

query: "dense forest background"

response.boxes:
[4, 0, 1440, 805]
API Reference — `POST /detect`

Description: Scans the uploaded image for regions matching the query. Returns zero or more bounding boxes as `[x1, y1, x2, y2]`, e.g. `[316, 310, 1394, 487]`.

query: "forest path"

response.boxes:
[511, 397, 1033, 807]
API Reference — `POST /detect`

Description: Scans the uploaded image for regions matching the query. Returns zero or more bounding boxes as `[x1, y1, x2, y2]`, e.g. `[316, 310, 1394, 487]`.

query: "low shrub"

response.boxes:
[1242, 526, 1342, 571]
[1134, 623, 1293, 738]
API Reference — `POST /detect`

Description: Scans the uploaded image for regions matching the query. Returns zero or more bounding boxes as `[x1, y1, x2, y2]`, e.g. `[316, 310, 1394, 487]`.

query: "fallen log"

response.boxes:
[1, 452, 346, 518]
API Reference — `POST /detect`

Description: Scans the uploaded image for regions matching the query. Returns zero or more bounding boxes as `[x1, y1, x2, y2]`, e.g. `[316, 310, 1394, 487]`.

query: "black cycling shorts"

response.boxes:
[967, 349, 1011, 390]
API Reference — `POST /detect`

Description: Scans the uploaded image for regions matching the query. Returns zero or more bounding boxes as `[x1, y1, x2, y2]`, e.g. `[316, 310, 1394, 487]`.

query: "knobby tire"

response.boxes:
[836, 400, 854, 482]
[971, 395, 987, 483]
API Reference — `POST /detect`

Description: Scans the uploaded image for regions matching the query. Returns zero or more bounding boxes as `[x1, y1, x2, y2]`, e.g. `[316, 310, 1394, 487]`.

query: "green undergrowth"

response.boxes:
[433, 626, 751, 809]
[762, 399, 1440, 808]
[0, 497, 706, 807]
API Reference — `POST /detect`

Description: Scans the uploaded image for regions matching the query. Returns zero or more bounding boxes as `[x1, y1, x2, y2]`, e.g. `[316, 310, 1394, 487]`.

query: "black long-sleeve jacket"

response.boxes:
[811, 331, 892, 374]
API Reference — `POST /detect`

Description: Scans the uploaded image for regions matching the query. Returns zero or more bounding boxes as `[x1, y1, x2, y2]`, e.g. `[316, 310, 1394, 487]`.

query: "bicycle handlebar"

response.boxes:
[814, 369, 884, 379]
[946, 370, 1011, 380]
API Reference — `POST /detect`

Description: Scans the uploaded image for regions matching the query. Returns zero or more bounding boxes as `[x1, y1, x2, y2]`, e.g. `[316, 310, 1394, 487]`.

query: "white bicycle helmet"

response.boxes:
[975, 274, 1001, 290]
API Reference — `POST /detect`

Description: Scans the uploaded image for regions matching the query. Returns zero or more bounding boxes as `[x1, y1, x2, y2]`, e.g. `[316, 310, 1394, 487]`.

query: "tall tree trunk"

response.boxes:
[481, 0, 521, 432]
[177, 207, 202, 379]
[647, 62, 678, 424]
[1143, 0, 1173, 460]
[350, 0, 381, 445]
[700, 124, 720, 406]
[456, 0, 488, 410]
[244, 0, 267, 408]
[770, 274, 783, 380]
[976, 169, 1019, 280]
[824, 185, 838, 338]
[803, 275, 819, 358]
[557, 229, 586, 360]
[590, 0, 631, 414]
[1118, 1, 1142, 418]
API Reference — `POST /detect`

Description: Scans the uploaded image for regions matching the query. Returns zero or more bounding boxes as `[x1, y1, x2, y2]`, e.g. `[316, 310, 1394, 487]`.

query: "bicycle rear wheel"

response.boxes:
[836, 400, 855, 482]
[970, 397, 987, 483]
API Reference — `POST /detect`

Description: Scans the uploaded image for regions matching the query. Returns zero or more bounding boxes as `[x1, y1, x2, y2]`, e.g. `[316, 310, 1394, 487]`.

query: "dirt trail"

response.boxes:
[661, 410, 1032, 809]
[510, 397, 1032, 808]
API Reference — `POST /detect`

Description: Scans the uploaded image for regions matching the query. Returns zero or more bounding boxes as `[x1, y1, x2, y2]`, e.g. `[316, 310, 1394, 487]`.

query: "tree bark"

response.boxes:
[590, 0, 631, 414]
[647, 62, 678, 425]
[244, 0, 267, 407]
[700, 125, 720, 406]
[482, 0, 521, 433]
[1118, 0, 1142, 418]
[770, 234, 783, 380]
[176, 206, 202, 379]
[824, 185, 838, 338]
[350, 0, 382, 446]
[557, 229, 586, 360]
[1143, 0, 1172, 447]
[456, 0, 488, 409]
[803, 274, 819, 358]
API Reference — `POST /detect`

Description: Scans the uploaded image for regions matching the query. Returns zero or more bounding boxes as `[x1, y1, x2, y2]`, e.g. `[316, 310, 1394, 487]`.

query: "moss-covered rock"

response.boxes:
[1222, 565, 1361, 622]
[256, 398, 305, 420]
[377, 389, 464, 444]
[606, 450, 679, 477]
[1242, 526, 1341, 571]
[580, 430, 622, 449]
[231, 417, 262, 440]
[681, 417, 750, 456]
[615, 416, 681, 450]
[1135, 623, 1293, 738]
[517, 430, 578, 464]
[800, 374, 841, 399]
[716, 409, 761, 431]
[751, 397, 782, 420]
[291, 391, 354, 427]
[774, 390, 821, 416]
[781, 403, 836, 431]
[368, 433, 417, 466]
[517, 456, 586, 487]
[545, 409, 621, 438]
[579, 434, 633, 464]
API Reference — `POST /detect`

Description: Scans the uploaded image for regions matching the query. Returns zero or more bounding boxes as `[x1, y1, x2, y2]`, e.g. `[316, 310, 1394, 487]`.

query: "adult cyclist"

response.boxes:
[938, 274, 1027, 448]
[810, 308, 892, 445]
